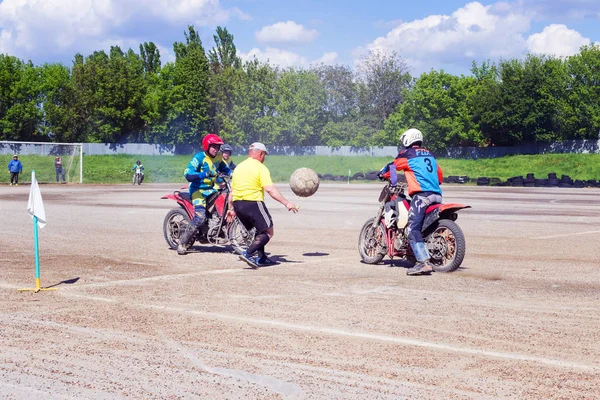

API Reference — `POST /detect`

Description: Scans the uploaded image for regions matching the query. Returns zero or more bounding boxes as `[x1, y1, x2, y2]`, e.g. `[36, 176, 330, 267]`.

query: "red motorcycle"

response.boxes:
[358, 179, 470, 272]
[161, 176, 254, 254]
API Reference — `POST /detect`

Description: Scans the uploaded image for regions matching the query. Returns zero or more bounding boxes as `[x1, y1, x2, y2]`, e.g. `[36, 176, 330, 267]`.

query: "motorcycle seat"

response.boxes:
[426, 203, 441, 213]
[176, 191, 191, 203]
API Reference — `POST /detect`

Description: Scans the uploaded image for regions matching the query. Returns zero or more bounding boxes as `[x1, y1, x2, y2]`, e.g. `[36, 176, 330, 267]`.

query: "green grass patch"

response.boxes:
[3, 153, 600, 184]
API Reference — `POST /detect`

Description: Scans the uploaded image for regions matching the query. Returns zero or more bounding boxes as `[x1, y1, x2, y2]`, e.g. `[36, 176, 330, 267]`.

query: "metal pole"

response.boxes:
[79, 143, 83, 184]
[33, 216, 41, 291]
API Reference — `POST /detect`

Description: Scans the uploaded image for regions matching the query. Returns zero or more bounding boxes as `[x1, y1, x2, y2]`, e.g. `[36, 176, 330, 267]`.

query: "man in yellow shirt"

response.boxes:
[227, 142, 298, 268]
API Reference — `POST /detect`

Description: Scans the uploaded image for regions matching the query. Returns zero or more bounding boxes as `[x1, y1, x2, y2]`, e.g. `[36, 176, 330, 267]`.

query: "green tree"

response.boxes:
[39, 63, 76, 142]
[217, 59, 279, 144]
[561, 44, 600, 139]
[87, 46, 147, 143]
[70, 53, 100, 142]
[0, 55, 43, 141]
[471, 56, 566, 146]
[208, 26, 241, 71]
[274, 68, 327, 145]
[386, 70, 482, 151]
[169, 25, 211, 145]
[140, 42, 161, 74]
[356, 50, 412, 138]
[310, 64, 357, 122]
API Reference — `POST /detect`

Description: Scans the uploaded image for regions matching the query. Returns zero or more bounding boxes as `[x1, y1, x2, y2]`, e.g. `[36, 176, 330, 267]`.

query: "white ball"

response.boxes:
[289, 168, 320, 197]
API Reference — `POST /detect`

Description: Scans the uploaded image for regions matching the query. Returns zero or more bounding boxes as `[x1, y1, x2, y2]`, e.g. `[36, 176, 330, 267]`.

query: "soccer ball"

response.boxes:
[289, 168, 320, 197]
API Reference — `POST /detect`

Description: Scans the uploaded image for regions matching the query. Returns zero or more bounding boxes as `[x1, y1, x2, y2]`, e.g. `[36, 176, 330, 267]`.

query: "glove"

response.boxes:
[203, 170, 216, 179]
[377, 172, 384, 181]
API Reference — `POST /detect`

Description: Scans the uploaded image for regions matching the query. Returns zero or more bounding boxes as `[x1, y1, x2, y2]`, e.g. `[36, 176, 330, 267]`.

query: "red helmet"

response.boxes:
[202, 133, 224, 152]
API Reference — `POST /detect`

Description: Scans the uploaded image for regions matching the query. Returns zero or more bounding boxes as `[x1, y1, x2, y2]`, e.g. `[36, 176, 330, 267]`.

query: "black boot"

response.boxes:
[177, 225, 196, 255]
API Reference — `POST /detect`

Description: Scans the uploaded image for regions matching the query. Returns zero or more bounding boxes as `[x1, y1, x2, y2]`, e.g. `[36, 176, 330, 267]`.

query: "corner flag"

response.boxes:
[19, 171, 55, 292]
[27, 171, 46, 229]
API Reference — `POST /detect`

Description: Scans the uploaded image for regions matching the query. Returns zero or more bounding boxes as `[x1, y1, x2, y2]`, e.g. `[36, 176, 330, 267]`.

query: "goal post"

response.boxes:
[0, 141, 83, 184]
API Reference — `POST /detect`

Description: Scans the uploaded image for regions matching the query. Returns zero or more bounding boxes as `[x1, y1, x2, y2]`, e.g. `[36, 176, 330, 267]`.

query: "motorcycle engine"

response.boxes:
[207, 214, 222, 238]
[394, 230, 408, 251]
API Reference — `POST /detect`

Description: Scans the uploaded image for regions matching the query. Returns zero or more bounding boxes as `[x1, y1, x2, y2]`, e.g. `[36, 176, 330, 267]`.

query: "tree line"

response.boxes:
[1, 25, 599, 151]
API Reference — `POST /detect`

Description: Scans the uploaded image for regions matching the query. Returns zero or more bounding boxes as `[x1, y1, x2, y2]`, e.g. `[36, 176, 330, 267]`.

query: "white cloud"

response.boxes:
[314, 52, 338, 65]
[0, 0, 247, 60]
[362, 1, 532, 73]
[526, 24, 590, 57]
[255, 21, 318, 44]
[239, 48, 337, 69]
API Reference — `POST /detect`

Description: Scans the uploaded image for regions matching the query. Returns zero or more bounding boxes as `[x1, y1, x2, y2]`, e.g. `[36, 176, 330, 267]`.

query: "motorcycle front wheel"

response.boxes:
[425, 219, 466, 272]
[227, 218, 255, 254]
[163, 208, 190, 249]
[358, 218, 387, 264]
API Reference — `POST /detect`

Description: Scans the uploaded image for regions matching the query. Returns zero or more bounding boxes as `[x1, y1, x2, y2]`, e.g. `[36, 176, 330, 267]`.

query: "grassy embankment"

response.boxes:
[3, 153, 600, 184]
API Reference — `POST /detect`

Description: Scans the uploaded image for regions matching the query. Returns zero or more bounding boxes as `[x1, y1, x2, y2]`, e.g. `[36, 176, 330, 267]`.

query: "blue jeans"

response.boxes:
[407, 192, 442, 262]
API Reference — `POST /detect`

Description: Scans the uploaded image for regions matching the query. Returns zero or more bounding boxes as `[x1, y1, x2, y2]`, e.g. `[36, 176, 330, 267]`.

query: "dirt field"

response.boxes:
[1, 182, 599, 399]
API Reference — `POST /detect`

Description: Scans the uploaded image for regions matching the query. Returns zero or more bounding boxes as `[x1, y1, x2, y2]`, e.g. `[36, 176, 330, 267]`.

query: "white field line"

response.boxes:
[533, 230, 600, 240]
[72, 255, 358, 289]
[76, 268, 241, 288]
[58, 291, 599, 372]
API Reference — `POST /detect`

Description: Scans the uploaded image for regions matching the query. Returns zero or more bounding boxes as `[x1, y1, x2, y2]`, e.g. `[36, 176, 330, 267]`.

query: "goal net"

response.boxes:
[0, 141, 83, 184]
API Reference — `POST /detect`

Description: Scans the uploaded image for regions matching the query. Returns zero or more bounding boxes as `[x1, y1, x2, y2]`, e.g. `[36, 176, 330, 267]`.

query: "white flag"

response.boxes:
[27, 171, 46, 229]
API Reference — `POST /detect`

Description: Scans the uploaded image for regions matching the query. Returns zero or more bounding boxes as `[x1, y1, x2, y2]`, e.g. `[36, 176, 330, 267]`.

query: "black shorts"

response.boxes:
[233, 200, 273, 234]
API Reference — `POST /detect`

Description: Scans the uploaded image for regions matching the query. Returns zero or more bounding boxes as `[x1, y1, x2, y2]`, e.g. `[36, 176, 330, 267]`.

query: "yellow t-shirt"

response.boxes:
[231, 158, 273, 202]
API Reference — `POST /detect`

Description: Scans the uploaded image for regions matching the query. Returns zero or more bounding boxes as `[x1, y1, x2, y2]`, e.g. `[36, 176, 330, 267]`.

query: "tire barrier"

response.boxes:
[365, 171, 380, 181]
[352, 172, 365, 181]
[313, 170, 600, 187]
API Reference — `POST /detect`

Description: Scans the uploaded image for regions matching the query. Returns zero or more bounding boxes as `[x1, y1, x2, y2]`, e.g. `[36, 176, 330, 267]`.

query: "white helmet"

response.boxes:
[400, 128, 423, 148]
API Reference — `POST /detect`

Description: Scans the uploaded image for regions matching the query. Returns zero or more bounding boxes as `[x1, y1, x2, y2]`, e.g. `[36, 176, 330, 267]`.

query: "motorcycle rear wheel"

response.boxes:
[227, 218, 255, 254]
[358, 218, 387, 264]
[163, 208, 190, 249]
[425, 219, 466, 273]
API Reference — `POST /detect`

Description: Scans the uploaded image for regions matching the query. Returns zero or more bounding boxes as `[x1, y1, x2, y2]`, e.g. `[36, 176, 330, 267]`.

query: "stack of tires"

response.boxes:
[524, 173, 535, 187]
[444, 176, 470, 184]
[547, 172, 559, 187]
[507, 176, 524, 187]
[558, 175, 573, 188]
[476, 177, 490, 186]
[365, 171, 380, 181]
[352, 172, 365, 181]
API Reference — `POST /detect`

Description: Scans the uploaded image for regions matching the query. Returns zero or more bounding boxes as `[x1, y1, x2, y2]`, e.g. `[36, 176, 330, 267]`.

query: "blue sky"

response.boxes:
[0, 0, 598, 75]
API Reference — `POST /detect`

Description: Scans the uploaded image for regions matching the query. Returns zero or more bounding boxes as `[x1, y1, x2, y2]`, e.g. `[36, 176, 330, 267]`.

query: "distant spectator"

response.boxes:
[221, 144, 236, 170]
[8, 155, 22, 186]
[55, 156, 66, 183]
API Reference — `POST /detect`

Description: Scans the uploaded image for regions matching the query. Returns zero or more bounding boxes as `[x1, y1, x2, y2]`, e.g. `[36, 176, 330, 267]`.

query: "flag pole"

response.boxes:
[19, 170, 56, 293]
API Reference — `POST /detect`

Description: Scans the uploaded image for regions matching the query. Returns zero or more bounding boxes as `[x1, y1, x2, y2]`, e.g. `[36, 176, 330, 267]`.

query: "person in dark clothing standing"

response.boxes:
[8, 155, 23, 186]
[55, 156, 66, 183]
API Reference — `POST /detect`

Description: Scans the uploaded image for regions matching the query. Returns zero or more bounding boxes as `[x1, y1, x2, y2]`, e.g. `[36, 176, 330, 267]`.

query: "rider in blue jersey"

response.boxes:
[177, 134, 232, 255]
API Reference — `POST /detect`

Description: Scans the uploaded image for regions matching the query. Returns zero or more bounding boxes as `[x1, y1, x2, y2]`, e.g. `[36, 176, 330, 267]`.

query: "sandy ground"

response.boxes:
[0, 182, 599, 399]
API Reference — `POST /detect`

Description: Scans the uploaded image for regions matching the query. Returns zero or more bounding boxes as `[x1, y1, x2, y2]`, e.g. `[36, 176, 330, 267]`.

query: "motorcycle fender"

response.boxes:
[421, 203, 471, 232]
[214, 193, 226, 216]
[162, 193, 195, 219]
[422, 208, 441, 233]
[396, 200, 409, 229]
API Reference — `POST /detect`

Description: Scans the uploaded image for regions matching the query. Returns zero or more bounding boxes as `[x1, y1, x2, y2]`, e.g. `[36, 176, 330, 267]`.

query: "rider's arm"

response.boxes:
[183, 153, 210, 182]
[216, 160, 232, 176]
[380, 157, 409, 179]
